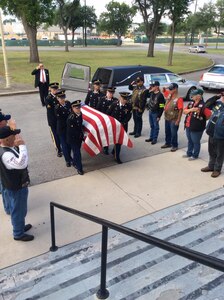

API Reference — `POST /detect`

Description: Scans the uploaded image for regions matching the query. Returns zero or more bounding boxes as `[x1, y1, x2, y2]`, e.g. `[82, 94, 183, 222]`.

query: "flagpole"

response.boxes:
[0, 9, 11, 88]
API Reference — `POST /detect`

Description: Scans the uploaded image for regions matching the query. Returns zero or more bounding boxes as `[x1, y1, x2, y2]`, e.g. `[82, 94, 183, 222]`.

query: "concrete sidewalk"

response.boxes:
[0, 143, 223, 270]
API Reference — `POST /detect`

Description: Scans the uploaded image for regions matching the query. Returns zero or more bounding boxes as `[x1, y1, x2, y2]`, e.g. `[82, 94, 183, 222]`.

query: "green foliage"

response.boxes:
[0, 0, 56, 27]
[97, 1, 136, 38]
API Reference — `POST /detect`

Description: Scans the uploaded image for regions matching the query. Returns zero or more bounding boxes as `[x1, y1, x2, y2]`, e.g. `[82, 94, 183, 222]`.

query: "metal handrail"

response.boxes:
[49, 201, 224, 300]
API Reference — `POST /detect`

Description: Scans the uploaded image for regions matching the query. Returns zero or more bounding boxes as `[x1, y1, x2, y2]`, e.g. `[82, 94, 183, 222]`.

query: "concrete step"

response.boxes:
[1, 188, 224, 300]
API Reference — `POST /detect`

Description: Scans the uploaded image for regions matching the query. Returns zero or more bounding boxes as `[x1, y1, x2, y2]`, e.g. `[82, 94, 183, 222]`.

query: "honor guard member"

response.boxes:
[45, 82, 62, 157]
[67, 100, 84, 175]
[97, 87, 118, 155]
[96, 87, 117, 113]
[129, 76, 147, 138]
[54, 89, 72, 167]
[85, 79, 104, 109]
[107, 92, 132, 164]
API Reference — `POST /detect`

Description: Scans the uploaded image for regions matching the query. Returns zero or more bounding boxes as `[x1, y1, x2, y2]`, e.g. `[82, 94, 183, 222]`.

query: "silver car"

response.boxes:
[61, 63, 199, 101]
[189, 45, 206, 53]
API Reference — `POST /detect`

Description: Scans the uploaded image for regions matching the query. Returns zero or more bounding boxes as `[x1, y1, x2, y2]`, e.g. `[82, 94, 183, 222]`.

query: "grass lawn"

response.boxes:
[0, 48, 212, 86]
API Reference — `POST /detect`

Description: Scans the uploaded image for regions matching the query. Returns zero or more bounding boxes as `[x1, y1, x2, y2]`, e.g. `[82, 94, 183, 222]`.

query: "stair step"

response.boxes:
[1, 188, 224, 300]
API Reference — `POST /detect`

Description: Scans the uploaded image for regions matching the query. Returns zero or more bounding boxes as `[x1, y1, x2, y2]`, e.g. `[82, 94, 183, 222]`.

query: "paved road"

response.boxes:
[0, 49, 222, 186]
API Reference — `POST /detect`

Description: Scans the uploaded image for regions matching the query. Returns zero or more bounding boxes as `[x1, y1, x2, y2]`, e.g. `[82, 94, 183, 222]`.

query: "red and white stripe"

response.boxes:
[81, 105, 133, 156]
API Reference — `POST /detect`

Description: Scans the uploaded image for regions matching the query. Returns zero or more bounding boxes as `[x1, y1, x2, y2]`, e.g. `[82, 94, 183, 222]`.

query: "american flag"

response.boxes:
[81, 105, 133, 156]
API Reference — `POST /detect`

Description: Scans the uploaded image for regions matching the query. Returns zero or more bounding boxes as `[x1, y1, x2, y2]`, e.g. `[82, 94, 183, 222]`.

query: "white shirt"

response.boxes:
[1, 145, 28, 170]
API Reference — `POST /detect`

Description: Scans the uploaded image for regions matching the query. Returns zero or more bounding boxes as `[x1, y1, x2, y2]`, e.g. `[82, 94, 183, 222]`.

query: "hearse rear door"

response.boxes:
[61, 62, 91, 92]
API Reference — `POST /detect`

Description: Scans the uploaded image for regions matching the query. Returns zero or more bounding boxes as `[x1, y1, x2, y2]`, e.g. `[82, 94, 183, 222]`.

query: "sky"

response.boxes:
[84, 0, 214, 23]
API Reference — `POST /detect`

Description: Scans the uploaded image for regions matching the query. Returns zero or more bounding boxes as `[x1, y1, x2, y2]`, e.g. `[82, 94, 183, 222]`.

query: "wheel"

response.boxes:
[186, 87, 197, 101]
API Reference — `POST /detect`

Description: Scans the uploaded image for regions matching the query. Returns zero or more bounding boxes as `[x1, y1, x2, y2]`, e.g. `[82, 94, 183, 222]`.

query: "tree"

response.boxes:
[214, 0, 224, 48]
[69, 4, 97, 47]
[54, 0, 79, 52]
[167, 0, 192, 66]
[97, 1, 136, 46]
[134, 0, 167, 57]
[0, 0, 56, 62]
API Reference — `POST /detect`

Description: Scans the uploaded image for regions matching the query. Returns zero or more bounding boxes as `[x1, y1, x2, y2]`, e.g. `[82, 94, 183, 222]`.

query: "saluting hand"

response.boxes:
[14, 136, 25, 146]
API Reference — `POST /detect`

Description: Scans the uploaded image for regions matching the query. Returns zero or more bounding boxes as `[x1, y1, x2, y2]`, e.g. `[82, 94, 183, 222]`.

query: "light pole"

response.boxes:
[0, 9, 10, 88]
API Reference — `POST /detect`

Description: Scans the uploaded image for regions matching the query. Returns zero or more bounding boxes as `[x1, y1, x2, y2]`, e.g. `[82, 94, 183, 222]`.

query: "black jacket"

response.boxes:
[66, 112, 84, 145]
[85, 91, 104, 109]
[96, 96, 118, 114]
[31, 68, 50, 88]
[55, 101, 71, 135]
[45, 93, 58, 126]
[107, 100, 132, 132]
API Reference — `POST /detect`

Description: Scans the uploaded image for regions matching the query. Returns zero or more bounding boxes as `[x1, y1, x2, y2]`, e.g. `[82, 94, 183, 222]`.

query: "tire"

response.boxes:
[186, 87, 197, 101]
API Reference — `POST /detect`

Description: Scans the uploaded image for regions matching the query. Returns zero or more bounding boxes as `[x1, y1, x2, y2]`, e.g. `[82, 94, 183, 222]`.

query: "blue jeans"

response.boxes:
[132, 110, 143, 135]
[4, 187, 28, 238]
[165, 120, 179, 148]
[71, 143, 83, 171]
[149, 111, 159, 141]
[186, 128, 203, 158]
[0, 181, 10, 214]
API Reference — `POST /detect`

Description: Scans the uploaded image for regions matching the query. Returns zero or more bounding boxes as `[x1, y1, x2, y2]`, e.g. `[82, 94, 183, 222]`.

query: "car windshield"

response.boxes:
[209, 66, 224, 74]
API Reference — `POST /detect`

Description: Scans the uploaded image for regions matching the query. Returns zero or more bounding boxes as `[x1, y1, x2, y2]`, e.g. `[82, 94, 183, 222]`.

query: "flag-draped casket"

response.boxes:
[81, 105, 133, 156]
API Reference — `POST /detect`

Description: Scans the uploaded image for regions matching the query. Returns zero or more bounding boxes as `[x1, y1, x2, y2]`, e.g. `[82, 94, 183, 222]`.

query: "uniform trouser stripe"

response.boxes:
[49, 126, 61, 153]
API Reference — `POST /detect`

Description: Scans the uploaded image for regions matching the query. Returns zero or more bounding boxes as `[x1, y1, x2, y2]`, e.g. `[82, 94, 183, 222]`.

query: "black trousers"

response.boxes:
[208, 136, 224, 171]
[38, 83, 49, 106]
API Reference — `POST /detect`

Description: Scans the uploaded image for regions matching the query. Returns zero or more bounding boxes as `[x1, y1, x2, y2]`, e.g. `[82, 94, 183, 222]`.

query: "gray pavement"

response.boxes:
[0, 90, 224, 270]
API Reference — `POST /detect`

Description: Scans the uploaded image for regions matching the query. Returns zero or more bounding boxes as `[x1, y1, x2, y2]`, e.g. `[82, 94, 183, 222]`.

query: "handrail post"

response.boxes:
[49, 203, 58, 252]
[96, 225, 110, 299]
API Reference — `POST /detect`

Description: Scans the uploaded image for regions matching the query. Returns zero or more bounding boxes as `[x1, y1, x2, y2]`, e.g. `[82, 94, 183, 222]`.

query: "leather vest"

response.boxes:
[0, 147, 30, 191]
[164, 97, 179, 121]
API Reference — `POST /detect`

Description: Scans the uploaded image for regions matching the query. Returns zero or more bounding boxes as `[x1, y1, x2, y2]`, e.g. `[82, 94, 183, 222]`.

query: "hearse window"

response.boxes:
[68, 66, 85, 80]
[92, 69, 112, 84]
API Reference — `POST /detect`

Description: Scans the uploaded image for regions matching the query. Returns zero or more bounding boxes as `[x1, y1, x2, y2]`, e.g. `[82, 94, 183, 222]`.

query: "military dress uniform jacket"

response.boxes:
[66, 112, 84, 145]
[45, 93, 58, 126]
[96, 96, 118, 114]
[107, 100, 132, 132]
[85, 91, 104, 109]
[54, 101, 71, 135]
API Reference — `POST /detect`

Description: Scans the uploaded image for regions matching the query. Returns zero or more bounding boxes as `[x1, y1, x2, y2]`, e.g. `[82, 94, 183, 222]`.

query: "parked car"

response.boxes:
[199, 64, 224, 90]
[61, 63, 199, 101]
[189, 45, 206, 53]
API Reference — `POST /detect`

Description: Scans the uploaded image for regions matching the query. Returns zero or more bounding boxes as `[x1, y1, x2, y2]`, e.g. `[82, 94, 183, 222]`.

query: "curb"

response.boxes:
[0, 58, 215, 97]
[179, 58, 215, 75]
[0, 90, 38, 97]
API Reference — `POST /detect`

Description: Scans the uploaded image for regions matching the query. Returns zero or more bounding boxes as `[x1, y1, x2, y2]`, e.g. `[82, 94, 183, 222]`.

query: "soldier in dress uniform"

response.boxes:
[45, 82, 62, 157]
[107, 92, 132, 164]
[96, 87, 117, 113]
[67, 100, 84, 175]
[85, 79, 104, 109]
[54, 89, 72, 167]
[96, 87, 118, 155]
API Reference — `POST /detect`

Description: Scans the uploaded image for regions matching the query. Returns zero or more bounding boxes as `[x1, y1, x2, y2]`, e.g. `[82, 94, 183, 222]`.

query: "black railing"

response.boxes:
[50, 201, 224, 299]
